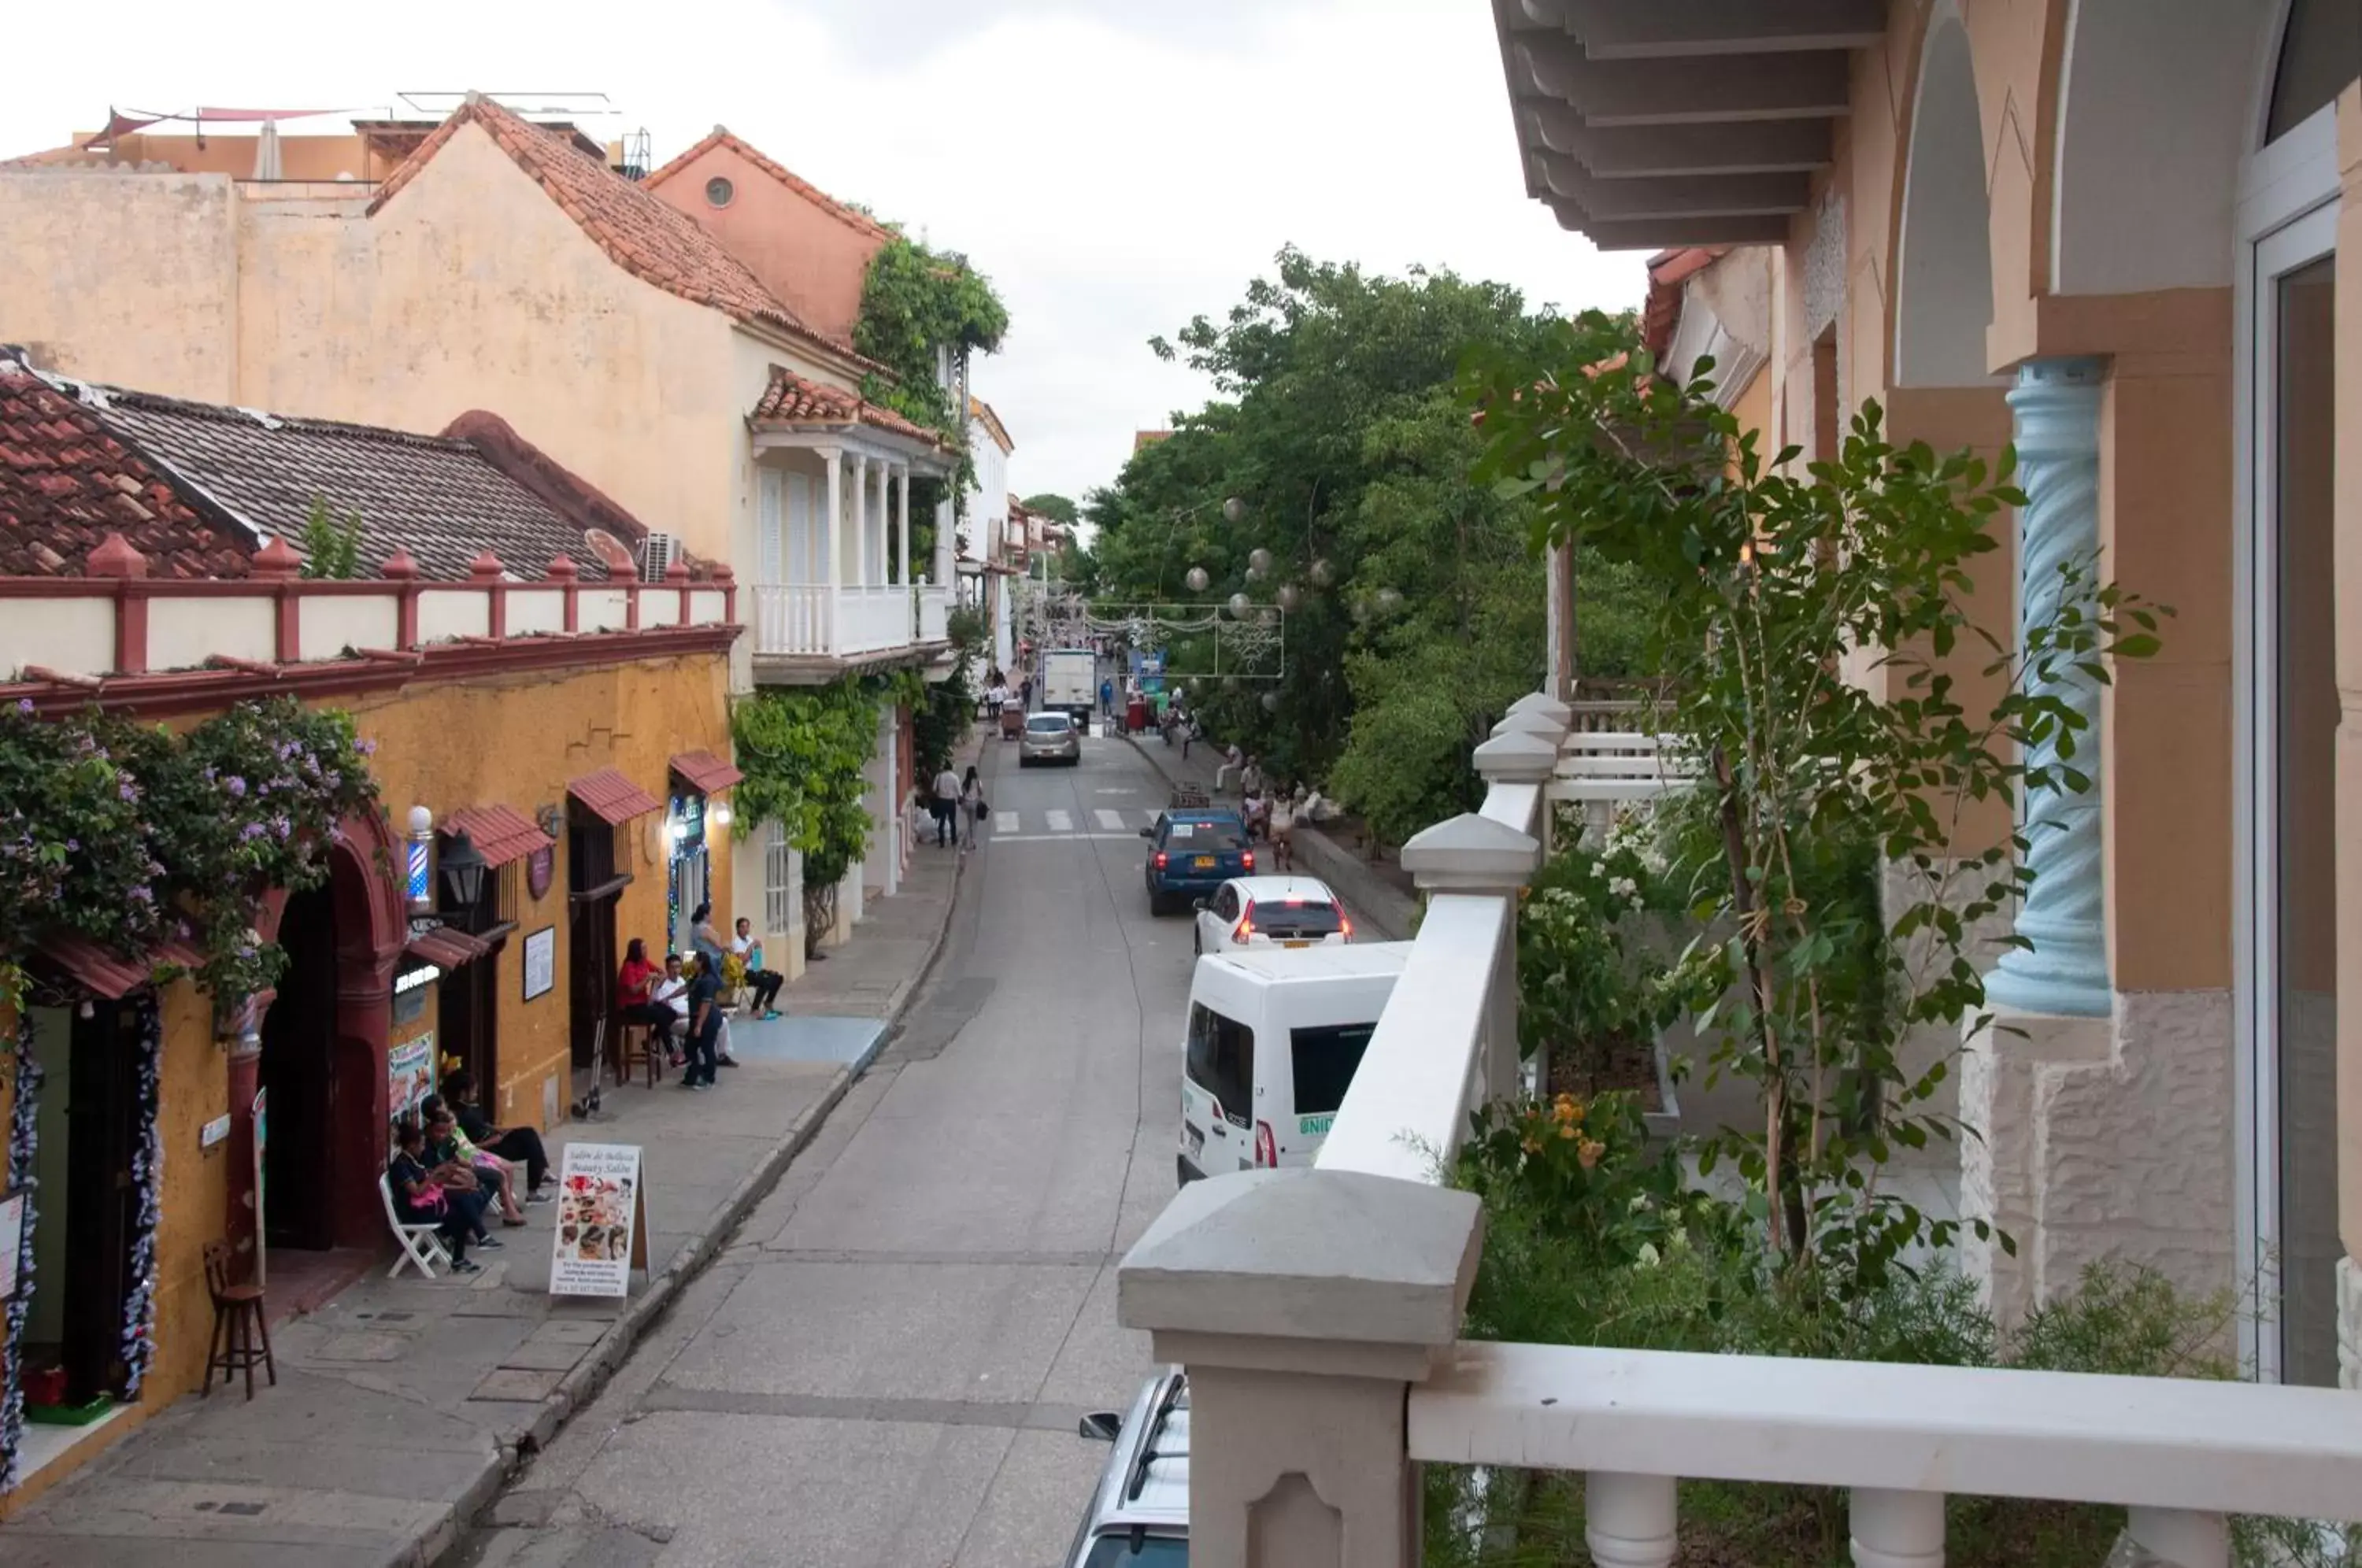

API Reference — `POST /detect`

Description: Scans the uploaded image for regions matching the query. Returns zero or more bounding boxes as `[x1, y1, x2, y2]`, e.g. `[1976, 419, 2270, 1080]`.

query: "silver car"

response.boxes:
[1067, 1371, 1187, 1566]
[1020, 712, 1082, 767]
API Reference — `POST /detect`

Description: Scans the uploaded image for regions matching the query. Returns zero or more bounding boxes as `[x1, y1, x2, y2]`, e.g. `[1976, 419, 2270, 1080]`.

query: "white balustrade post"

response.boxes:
[872, 458, 890, 589]
[1401, 812, 1543, 1106]
[1118, 1170, 1482, 1568]
[895, 464, 911, 588]
[1986, 356, 2109, 1015]
[1849, 1488, 1945, 1568]
[2126, 1507, 2229, 1568]
[850, 452, 871, 589]
[1586, 1472, 1677, 1568]
[934, 496, 954, 588]
[821, 446, 843, 653]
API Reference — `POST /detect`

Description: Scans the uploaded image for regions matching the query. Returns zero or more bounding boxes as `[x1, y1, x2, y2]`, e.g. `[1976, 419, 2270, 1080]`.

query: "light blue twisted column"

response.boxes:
[1986, 357, 2111, 1017]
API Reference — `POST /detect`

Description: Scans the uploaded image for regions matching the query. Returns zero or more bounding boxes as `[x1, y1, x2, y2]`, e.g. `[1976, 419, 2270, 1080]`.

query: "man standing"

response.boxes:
[1099, 675, 1115, 723]
[934, 762, 964, 848]
[681, 956, 724, 1090]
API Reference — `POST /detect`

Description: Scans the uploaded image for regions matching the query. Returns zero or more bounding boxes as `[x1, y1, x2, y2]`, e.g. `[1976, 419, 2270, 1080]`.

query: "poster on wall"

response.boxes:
[390, 1034, 435, 1121]
[524, 926, 557, 1002]
[0, 1191, 23, 1299]
[548, 1142, 648, 1298]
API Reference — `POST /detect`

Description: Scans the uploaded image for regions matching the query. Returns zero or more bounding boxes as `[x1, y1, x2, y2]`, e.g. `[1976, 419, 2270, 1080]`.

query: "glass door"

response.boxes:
[2249, 202, 2341, 1385]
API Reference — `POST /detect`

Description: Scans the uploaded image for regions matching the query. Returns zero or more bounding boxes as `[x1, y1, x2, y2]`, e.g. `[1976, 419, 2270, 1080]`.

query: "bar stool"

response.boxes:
[615, 1019, 663, 1088]
[202, 1241, 275, 1400]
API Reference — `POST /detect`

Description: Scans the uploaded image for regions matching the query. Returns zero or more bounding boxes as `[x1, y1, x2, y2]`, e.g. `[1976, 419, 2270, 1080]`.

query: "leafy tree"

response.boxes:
[297, 496, 365, 579]
[731, 677, 905, 958]
[1017, 492, 1079, 526]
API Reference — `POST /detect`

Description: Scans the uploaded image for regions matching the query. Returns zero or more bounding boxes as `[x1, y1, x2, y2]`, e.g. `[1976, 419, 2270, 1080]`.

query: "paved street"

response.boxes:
[460, 718, 1185, 1566]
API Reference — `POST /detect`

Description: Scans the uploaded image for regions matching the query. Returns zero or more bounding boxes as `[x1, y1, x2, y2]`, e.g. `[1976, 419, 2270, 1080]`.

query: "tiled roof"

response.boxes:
[442, 803, 554, 870]
[968, 395, 1013, 455]
[668, 749, 743, 795]
[0, 358, 257, 578]
[568, 767, 664, 825]
[32, 932, 204, 1000]
[92, 388, 615, 582]
[406, 923, 494, 969]
[751, 367, 945, 449]
[643, 127, 893, 243]
[369, 98, 865, 364]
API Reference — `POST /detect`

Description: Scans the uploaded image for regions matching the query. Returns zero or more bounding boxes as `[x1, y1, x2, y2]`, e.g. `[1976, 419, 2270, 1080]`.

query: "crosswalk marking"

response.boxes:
[995, 811, 1019, 834]
[1094, 809, 1128, 831]
[1046, 809, 1073, 833]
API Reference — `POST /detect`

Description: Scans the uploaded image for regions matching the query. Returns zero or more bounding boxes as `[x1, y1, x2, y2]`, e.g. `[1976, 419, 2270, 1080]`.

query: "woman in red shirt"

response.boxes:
[615, 938, 674, 1030]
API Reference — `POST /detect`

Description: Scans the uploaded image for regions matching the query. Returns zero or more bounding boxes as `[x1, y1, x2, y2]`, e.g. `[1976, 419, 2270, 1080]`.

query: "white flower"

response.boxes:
[1636, 1241, 1661, 1268]
[1609, 875, 1639, 902]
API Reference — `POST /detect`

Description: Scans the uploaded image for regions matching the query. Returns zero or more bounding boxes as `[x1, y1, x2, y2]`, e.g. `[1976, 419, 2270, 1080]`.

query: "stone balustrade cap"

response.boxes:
[1507, 690, 1572, 723]
[1400, 812, 1542, 890]
[1118, 1168, 1482, 1349]
[1492, 708, 1564, 740]
[1472, 729, 1559, 784]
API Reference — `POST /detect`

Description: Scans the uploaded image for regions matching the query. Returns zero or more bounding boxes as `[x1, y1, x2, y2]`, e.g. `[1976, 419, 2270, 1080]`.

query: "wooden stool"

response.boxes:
[202, 1241, 275, 1400]
[616, 1021, 663, 1088]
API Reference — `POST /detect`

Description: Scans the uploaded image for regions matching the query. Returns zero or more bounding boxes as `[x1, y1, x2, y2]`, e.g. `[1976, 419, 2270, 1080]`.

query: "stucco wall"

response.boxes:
[0, 171, 241, 401]
[649, 144, 887, 346]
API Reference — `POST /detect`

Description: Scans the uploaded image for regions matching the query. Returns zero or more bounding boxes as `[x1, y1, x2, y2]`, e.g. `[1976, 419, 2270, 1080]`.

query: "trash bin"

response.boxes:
[1000, 701, 1025, 741]
[1127, 697, 1150, 734]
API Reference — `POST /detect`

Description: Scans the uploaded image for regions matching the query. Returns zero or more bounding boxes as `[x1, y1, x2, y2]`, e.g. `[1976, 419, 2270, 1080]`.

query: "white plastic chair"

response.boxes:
[379, 1171, 452, 1280]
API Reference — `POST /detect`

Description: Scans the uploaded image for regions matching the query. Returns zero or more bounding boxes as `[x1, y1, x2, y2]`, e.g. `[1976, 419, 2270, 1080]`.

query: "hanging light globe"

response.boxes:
[1349, 597, 1370, 623]
[1223, 674, 1240, 691]
[1227, 592, 1253, 618]
[1223, 497, 1246, 523]
[1243, 564, 1264, 583]
[1261, 690, 1280, 713]
[1248, 547, 1273, 575]
[1309, 557, 1334, 587]
[1275, 583, 1300, 612]
[1186, 566, 1210, 593]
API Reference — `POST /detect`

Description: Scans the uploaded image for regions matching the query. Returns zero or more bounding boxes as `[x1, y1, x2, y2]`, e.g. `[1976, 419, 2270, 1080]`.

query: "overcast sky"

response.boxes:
[2, 0, 1643, 503]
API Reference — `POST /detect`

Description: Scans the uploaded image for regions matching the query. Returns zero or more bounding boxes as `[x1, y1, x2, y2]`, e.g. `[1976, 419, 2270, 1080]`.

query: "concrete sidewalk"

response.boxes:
[1117, 725, 1420, 940]
[2, 783, 970, 1568]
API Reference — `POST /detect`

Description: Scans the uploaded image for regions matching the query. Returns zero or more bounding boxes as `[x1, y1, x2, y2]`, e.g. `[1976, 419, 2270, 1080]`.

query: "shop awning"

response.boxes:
[668, 750, 743, 795]
[568, 767, 664, 826]
[32, 933, 204, 1000]
[442, 803, 554, 869]
[404, 923, 493, 969]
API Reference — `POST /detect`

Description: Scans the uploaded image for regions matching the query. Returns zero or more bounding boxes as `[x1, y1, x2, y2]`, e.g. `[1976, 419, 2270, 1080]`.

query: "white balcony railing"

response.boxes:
[1115, 690, 2362, 1568]
[750, 582, 950, 662]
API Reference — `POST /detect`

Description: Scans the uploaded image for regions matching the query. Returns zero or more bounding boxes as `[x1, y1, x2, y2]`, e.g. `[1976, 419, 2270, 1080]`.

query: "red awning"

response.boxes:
[568, 767, 664, 826]
[668, 750, 743, 795]
[404, 923, 492, 969]
[442, 804, 553, 870]
[32, 933, 202, 1000]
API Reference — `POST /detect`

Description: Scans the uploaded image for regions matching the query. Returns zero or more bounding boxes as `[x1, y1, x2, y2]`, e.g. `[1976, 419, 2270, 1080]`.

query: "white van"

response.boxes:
[1177, 942, 1411, 1182]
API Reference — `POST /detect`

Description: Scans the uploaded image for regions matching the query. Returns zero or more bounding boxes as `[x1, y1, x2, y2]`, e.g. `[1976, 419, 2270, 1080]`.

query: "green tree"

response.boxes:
[1017, 492, 1079, 526]
[298, 497, 365, 579]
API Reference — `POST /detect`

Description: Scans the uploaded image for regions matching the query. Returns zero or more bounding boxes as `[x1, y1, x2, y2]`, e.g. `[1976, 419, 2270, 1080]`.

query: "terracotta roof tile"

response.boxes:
[568, 767, 664, 825]
[750, 367, 946, 449]
[442, 803, 554, 870]
[643, 127, 893, 244]
[406, 923, 494, 969]
[668, 749, 743, 795]
[368, 98, 872, 368]
[0, 361, 255, 578]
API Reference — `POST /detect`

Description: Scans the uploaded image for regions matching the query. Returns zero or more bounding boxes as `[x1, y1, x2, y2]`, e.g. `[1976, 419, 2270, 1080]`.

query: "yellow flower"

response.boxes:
[1557, 1122, 1577, 1140]
[1520, 1137, 1542, 1156]
[1578, 1139, 1605, 1169]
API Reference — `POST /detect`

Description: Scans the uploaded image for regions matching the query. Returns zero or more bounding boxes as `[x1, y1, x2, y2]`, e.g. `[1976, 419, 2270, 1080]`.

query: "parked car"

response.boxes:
[1020, 711, 1082, 767]
[1179, 942, 1409, 1181]
[1067, 1370, 1188, 1566]
[1141, 808, 1253, 915]
[1191, 875, 1350, 956]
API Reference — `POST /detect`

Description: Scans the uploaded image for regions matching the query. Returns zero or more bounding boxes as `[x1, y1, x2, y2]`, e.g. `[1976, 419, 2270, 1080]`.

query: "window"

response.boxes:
[1083, 1537, 1187, 1566]
[1290, 1023, 1376, 1117]
[1252, 898, 1343, 940]
[764, 819, 793, 935]
[705, 175, 735, 208]
[2267, 0, 2362, 143]
[1212, 886, 1238, 922]
[1184, 1004, 1253, 1126]
[1165, 816, 1246, 851]
[1025, 714, 1072, 733]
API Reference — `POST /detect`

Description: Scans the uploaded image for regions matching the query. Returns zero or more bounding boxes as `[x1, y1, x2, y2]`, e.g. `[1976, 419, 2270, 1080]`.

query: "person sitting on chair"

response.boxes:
[391, 1118, 482, 1274]
[650, 952, 692, 1067]
[616, 938, 676, 1033]
[731, 917, 786, 1019]
[424, 1097, 521, 1232]
[442, 1069, 551, 1203]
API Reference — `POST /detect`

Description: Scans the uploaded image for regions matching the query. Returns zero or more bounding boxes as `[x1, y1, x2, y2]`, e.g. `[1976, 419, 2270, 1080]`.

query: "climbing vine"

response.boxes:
[854, 234, 1009, 528]
[731, 673, 920, 958]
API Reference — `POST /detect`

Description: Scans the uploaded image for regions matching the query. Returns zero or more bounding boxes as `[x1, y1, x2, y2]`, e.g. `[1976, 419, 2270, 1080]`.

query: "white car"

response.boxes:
[1191, 875, 1351, 956]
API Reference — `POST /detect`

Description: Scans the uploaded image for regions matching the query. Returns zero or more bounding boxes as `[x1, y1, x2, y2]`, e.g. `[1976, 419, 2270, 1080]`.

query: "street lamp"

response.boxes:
[439, 829, 488, 912]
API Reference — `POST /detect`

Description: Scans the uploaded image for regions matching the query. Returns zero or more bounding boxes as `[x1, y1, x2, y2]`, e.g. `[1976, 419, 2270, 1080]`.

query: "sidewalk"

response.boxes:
[2, 779, 971, 1567]
[1117, 724, 1420, 940]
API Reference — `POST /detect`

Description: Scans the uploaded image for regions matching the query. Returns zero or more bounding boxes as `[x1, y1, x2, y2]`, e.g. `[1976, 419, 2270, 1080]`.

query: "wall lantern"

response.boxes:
[440, 828, 488, 910]
[713, 801, 735, 828]
[667, 818, 690, 844]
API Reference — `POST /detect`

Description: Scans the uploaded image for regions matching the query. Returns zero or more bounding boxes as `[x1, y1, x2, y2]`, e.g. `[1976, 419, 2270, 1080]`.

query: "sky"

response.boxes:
[1, 0, 1644, 505]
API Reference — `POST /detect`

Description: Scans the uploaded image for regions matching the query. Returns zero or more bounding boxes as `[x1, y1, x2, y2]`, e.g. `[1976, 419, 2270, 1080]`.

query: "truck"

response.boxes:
[1039, 648, 1098, 728]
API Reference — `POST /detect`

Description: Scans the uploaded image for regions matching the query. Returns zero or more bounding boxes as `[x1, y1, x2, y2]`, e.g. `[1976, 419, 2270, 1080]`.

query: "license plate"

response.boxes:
[1184, 1123, 1204, 1159]
[1283, 939, 1311, 949]
[1299, 1113, 1335, 1137]
[1194, 856, 1215, 869]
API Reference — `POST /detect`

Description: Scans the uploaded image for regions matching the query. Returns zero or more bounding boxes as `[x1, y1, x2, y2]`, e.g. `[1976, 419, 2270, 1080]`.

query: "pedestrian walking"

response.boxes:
[1269, 786, 1298, 871]
[961, 765, 987, 853]
[1099, 676, 1115, 721]
[933, 762, 963, 847]
[1241, 755, 1264, 801]
[1020, 671, 1035, 710]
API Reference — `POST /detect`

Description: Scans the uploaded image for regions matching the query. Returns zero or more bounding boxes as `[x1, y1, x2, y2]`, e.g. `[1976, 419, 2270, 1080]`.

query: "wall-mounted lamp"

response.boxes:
[713, 801, 734, 827]
[667, 819, 690, 843]
[440, 828, 488, 909]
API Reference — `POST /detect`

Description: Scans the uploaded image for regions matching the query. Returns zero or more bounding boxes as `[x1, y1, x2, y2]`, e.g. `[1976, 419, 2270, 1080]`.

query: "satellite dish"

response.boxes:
[583, 530, 637, 576]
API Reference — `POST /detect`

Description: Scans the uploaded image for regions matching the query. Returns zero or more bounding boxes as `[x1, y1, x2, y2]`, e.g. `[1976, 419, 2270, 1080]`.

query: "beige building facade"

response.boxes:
[1495, 0, 2362, 1387]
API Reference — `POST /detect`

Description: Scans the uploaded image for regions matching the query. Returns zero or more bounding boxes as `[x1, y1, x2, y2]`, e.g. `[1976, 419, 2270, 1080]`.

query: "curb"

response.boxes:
[422, 785, 976, 1565]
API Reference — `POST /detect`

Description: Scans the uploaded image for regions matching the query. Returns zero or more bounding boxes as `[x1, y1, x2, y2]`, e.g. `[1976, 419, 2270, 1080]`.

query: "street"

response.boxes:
[460, 716, 1184, 1566]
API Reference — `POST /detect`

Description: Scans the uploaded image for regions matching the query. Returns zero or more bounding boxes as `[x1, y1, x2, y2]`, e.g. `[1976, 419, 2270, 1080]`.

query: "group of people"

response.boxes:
[920, 764, 987, 849]
[982, 668, 1033, 716]
[613, 904, 785, 1090]
[1224, 748, 1304, 870]
[386, 1071, 552, 1274]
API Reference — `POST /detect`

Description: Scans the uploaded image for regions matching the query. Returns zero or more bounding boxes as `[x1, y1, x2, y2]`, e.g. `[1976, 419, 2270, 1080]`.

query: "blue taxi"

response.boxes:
[1141, 806, 1255, 915]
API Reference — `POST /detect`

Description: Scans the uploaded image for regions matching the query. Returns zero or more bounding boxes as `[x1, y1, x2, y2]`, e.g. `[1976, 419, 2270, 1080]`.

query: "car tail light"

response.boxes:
[1153, 851, 1168, 870]
[1233, 912, 1254, 943]
[1242, 849, 1256, 871]
[1339, 912, 1354, 939]
[1254, 1120, 1277, 1168]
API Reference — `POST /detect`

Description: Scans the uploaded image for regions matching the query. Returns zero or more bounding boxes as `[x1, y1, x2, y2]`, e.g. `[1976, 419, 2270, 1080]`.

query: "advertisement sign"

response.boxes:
[390, 1033, 435, 1121]
[549, 1142, 648, 1298]
[523, 926, 557, 1002]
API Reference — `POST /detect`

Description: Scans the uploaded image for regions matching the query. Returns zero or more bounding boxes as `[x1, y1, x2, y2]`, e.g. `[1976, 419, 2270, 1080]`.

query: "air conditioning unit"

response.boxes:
[639, 532, 679, 579]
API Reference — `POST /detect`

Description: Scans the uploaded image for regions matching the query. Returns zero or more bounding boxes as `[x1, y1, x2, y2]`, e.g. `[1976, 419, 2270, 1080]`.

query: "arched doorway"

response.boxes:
[1892, 2, 1994, 393]
[260, 882, 337, 1252]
